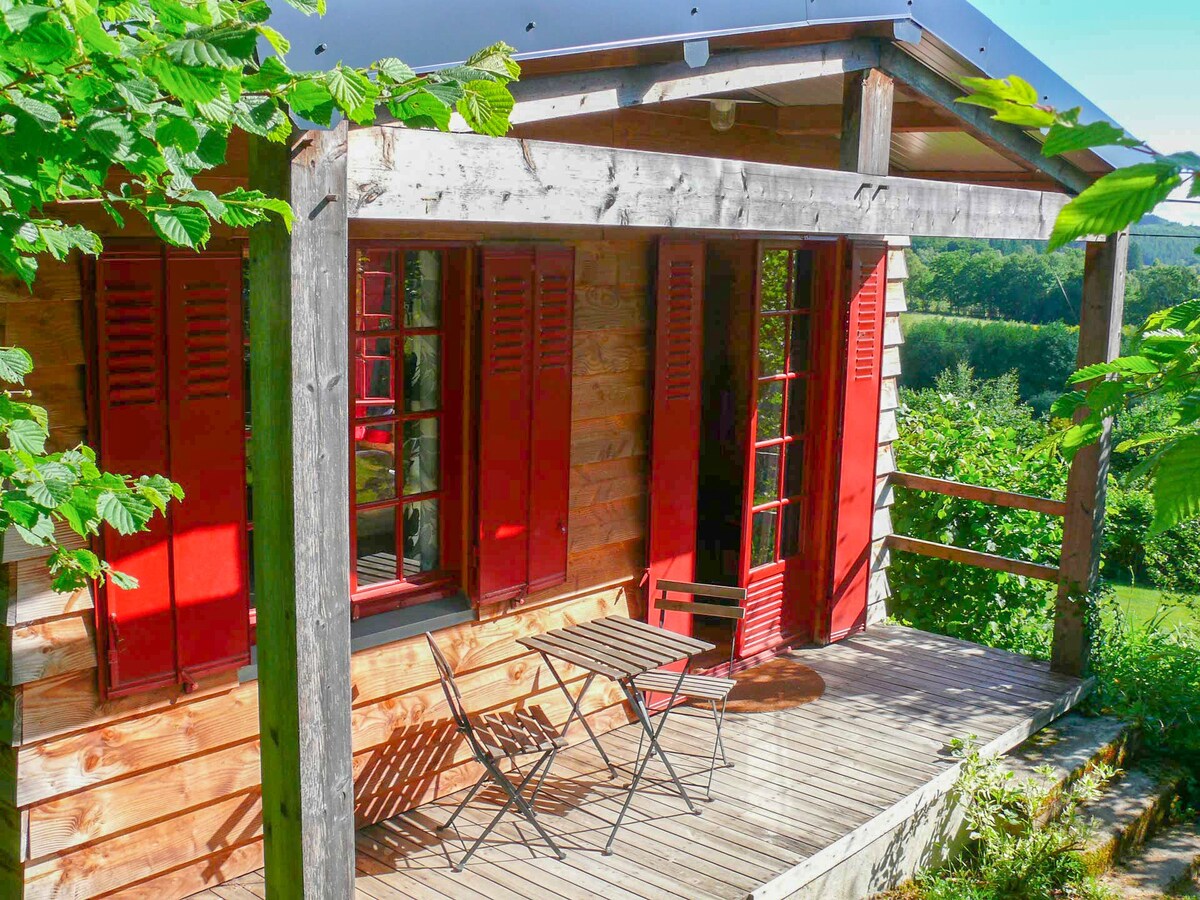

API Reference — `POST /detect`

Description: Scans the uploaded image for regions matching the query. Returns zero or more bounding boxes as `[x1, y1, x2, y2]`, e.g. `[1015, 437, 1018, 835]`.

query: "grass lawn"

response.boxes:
[1108, 581, 1200, 630]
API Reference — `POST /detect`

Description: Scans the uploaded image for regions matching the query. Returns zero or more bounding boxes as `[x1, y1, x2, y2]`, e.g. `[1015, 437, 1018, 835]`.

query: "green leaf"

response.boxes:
[285, 79, 334, 125]
[7, 419, 46, 454]
[325, 65, 376, 113]
[374, 57, 415, 83]
[457, 79, 514, 137]
[1150, 434, 1200, 533]
[992, 105, 1057, 129]
[145, 57, 225, 104]
[107, 568, 139, 590]
[1068, 356, 1161, 383]
[462, 42, 520, 80]
[80, 116, 135, 159]
[27, 476, 71, 509]
[7, 22, 75, 65]
[1050, 164, 1183, 251]
[97, 490, 154, 535]
[0, 347, 34, 385]
[164, 37, 240, 68]
[156, 117, 200, 153]
[1042, 121, 1133, 157]
[149, 205, 211, 247]
[257, 24, 291, 55]
[7, 93, 61, 128]
[75, 13, 121, 55]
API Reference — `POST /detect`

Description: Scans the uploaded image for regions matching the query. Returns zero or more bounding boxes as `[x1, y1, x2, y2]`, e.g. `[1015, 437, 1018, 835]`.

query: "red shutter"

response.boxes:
[477, 248, 535, 604]
[646, 240, 705, 636]
[165, 253, 251, 683]
[828, 242, 887, 640]
[526, 246, 574, 592]
[95, 252, 176, 695]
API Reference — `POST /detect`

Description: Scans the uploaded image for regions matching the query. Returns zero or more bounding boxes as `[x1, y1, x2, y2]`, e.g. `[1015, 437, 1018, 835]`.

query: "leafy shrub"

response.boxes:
[888, 367, 1067, 654]
[899, 317, 1079, 414]
[884, 741, 1115, 900]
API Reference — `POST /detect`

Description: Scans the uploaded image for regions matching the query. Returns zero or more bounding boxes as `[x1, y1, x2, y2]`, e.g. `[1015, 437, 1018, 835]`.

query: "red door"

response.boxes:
[738, 243, 840, 657]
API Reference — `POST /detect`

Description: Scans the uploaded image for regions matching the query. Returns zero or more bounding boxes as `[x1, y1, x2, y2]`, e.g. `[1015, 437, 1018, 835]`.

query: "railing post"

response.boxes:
[1052, 232, 1128, 677]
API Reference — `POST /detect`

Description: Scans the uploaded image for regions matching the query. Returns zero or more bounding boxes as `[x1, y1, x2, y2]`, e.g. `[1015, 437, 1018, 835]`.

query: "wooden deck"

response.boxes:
[195, 625, 1090, 900]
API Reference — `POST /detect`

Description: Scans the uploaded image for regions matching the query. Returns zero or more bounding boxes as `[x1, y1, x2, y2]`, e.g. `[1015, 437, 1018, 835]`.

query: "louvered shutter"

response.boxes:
[477, 248, 535, 604]
[95, 252, 177, 696]
[828, 242, 887, 640]
[646, 240, 705, 636]
[526, 246, 574, 592]
[165, 253, 251, 684]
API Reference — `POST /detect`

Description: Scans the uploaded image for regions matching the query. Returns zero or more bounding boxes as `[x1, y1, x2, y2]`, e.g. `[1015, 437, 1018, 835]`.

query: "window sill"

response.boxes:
[237, 593, 476, 684]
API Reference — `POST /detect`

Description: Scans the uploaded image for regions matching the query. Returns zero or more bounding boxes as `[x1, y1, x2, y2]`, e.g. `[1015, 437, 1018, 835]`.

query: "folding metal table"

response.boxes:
[517, 614, 716, 853]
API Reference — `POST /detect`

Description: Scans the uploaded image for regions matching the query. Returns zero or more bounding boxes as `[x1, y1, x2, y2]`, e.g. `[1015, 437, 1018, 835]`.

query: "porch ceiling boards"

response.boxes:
[197, 625, 1090, 900]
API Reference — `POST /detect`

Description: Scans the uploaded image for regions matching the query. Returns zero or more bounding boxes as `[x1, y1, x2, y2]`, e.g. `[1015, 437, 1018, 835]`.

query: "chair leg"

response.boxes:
[450, 752, 565, 872]
[438, 770, 489, 832]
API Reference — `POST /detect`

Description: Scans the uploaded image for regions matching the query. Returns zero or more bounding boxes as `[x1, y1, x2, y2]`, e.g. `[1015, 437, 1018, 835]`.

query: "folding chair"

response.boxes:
[632, 579, 748, 800]
[425, 632, 567, 872]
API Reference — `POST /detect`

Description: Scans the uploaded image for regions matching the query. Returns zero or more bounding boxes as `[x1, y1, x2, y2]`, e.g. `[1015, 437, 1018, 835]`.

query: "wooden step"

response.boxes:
[1080, 766, 1189, 875]
[1101, 821, 1200, 898]
[1004, 713, 1138, 819]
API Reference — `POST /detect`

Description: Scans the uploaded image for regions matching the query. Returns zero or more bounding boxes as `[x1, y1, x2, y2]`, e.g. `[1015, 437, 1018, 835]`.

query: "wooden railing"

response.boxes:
[886, 471, 1065, 584]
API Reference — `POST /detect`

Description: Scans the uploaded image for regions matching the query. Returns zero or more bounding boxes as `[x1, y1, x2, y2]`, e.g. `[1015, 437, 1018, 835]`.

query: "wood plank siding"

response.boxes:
[0, 238, 655, 899]
[867, 238, 908, 626]
[202, 625, 1089, 900]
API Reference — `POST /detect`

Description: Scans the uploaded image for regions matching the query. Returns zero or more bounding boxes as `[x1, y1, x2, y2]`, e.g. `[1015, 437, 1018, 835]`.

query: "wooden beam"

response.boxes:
[1053, 232, 1129, 677]
[887, 534, 1061, 584]
[507, 39, 880, 126]
[890, 471, 1068, 517]
[347, 128, 1072, 241]
[840, 68, 894, 176]
[878, 44, 1094, 195]
[775, 102, 960, 136]
[249, 124, 355, 898]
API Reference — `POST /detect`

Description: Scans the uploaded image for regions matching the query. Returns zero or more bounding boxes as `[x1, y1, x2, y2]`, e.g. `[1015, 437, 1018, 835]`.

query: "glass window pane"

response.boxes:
[356, 507, 398, 586]
[404, 250, 441, 327]
[754, 447, 781, 506]
[755, 380, 783, 442]
[784, 442, 806, 497]
[750, 510, 778, 568]
[403, 418, 439, 496]
[758, 315, 787, 377]
[760, 250, 791, 312]
[403, 335, 441, 412]
[790, 315, 811, 372]
[355, 337, 394, 407]
[357, 250, 395, 331]
[781, 504, 803, 559]
[356, 423, 397, 504]
[787, 379, 808, 437]
[792, 250, 815, 310]
[404, 499, 440, 575]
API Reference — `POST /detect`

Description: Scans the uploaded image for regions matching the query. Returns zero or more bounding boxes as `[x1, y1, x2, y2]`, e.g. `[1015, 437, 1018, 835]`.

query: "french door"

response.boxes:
[738, 242, 840, 657]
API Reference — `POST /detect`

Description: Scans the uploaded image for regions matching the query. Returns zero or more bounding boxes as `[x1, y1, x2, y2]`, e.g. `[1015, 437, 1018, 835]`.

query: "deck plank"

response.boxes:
[194, 626, 1086, 900]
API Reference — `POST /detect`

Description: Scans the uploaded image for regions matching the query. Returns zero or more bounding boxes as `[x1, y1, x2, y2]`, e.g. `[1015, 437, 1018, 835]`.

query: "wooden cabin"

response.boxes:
[0, 2, 1132, 898]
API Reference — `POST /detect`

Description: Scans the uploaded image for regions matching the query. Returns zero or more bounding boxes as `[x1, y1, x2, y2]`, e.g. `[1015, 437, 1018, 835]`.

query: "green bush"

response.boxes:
[888, 367, 1067, 654]
[899, 317, 1079, 414]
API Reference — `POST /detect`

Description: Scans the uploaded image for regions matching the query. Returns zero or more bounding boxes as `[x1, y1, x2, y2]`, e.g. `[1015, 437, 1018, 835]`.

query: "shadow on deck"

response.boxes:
[204, 625, 1091, 900]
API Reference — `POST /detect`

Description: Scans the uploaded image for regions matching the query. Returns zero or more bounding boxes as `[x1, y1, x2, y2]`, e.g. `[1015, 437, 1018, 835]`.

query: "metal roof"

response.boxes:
[267, 0, 1140, 169]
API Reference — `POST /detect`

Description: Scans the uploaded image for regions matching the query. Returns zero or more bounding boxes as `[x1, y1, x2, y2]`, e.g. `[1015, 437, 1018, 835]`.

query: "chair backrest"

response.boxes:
[425, 632, 472, 732]
[653, 580, 748, 670]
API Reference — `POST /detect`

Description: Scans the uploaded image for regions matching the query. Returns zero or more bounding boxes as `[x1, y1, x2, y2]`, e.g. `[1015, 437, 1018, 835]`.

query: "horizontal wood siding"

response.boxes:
[868, 239, 909, 626]
[6, 238, 653, 899]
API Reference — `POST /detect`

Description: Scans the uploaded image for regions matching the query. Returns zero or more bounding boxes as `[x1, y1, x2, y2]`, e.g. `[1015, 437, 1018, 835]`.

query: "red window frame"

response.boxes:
[744, 245, 823, 572]
[348, 242, 466, 615]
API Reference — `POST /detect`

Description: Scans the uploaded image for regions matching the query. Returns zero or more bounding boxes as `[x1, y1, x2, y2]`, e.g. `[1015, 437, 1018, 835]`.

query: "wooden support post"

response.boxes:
[249, 123, 354, 898]
[840, 68, 894, 176]
[1053, 232, 1129, 677]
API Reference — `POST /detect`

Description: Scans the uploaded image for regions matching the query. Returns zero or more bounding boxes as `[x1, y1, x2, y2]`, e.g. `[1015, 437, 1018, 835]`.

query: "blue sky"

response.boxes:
[971, 0, 1200, 223]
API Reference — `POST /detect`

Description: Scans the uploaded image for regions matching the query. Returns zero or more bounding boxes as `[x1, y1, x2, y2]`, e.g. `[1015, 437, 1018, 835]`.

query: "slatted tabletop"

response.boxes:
[517, 615, 715, 680]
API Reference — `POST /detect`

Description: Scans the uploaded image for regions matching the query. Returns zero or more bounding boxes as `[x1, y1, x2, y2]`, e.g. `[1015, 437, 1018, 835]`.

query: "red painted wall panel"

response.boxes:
[165, 253, 250, 684]
[477, 248, 535, 604]
[526, 246, 574, 593]
[646, 240, 705, 636]
[95, 253, 177, 695]
[828, 242, 888, 640]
